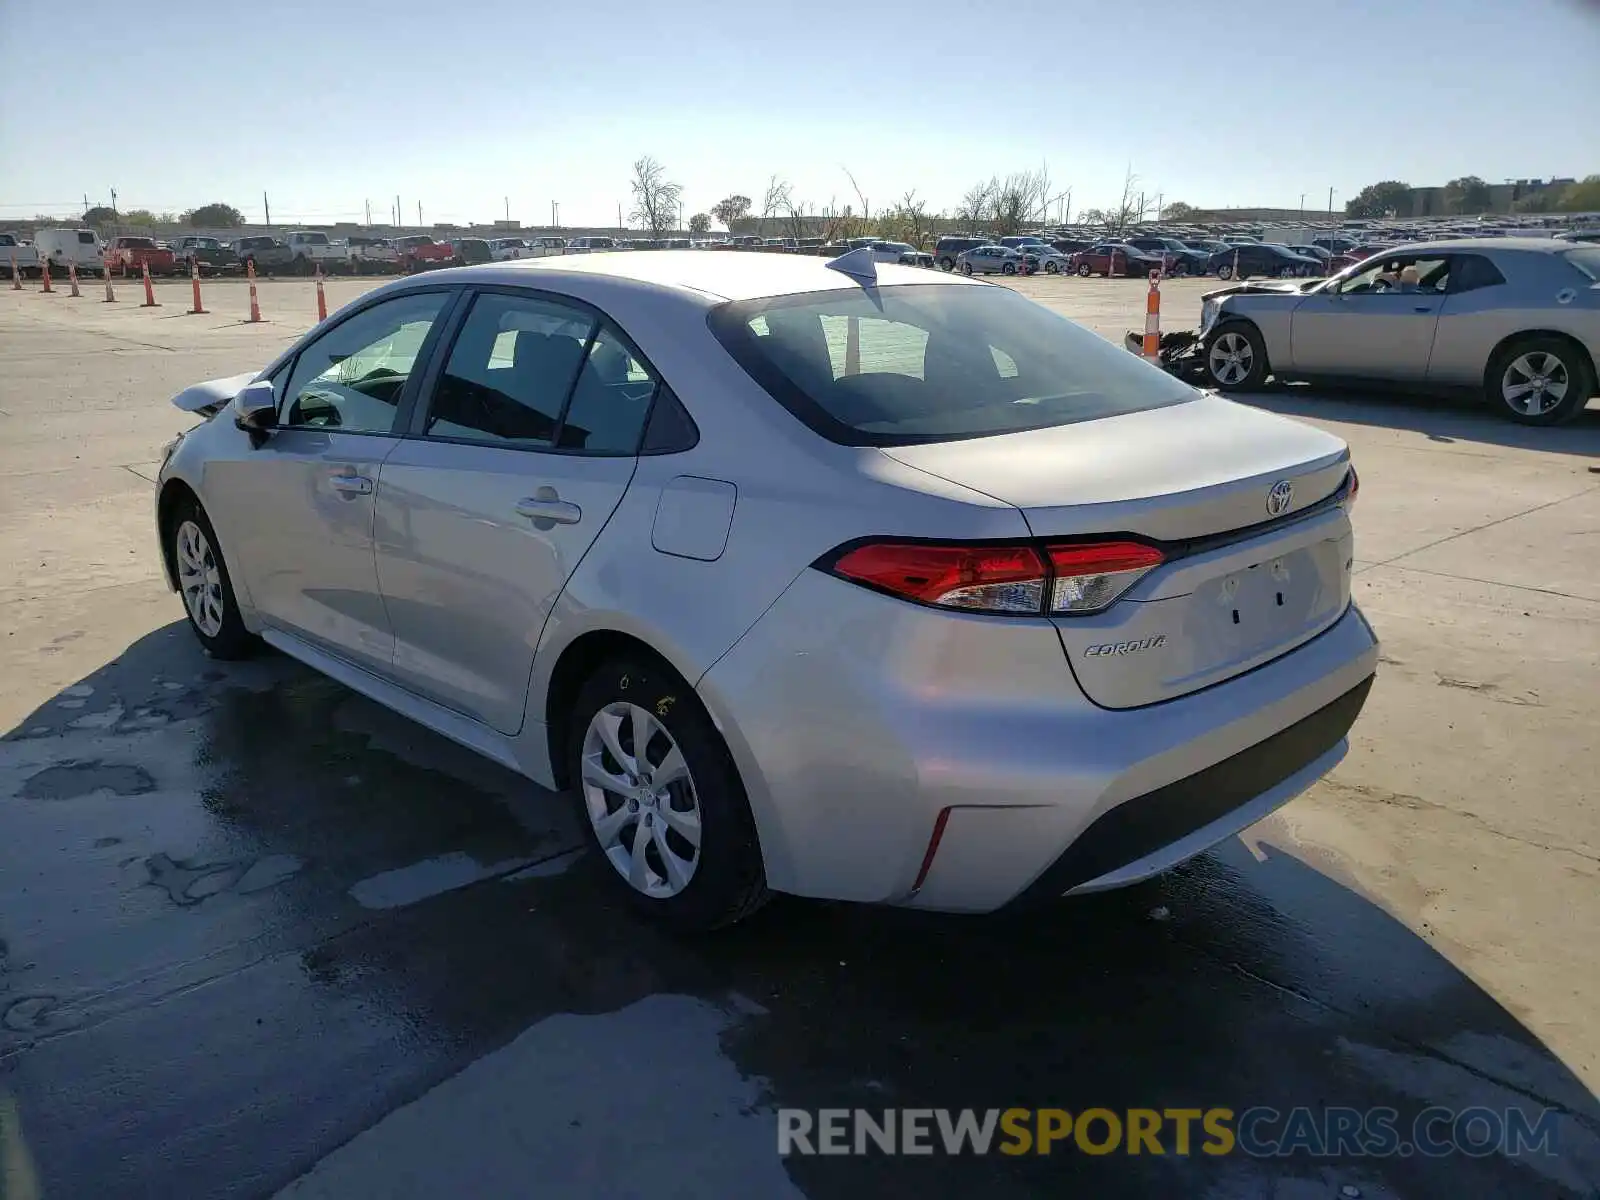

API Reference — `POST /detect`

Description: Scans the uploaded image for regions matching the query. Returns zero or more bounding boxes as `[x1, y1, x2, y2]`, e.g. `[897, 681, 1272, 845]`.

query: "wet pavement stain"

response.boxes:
[1, 623, 1597, 1199]
[18, 760, 155, 800]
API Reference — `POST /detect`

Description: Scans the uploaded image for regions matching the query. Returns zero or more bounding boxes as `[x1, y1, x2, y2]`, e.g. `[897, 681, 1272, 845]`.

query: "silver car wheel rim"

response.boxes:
[175, 519, 225, 637]
[1209, 332, 1254, 386]
[580, 701, 701, 899]
[1501, 352, 1569, 415]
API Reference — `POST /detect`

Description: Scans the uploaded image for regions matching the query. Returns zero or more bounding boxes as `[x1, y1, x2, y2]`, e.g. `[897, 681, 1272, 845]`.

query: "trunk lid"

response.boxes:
[881, 395, 1355, 708]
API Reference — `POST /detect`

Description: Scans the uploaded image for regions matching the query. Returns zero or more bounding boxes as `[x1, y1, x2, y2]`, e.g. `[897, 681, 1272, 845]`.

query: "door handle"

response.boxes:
[328, 473, 374, 496]
[1413, 306, 1435, 313]
[515, 496, 582, 524]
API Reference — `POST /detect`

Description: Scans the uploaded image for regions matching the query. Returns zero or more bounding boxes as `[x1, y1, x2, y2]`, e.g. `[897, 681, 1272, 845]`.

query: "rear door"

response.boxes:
[372, 287, 654, 734]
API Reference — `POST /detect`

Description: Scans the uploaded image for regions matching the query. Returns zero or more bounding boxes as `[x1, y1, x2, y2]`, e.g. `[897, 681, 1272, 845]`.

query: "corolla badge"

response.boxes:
[1266, 480, 1294, 517]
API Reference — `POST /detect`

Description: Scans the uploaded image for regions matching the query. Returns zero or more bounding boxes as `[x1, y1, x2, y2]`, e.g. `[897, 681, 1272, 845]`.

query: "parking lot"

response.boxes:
[1, 272, 1597, 1197]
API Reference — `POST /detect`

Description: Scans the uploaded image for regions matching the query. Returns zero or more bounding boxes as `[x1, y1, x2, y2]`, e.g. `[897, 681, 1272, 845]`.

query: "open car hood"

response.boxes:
[171, 371, 258, 417]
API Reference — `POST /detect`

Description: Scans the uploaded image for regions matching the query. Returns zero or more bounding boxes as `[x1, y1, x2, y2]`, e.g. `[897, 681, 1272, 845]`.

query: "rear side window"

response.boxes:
[77, 231, 96, 244]
[1562, 248, 1600, 282]
[425, 293, 596, 447]
[709, 283, 1194, 446]
[1451, 254, 1506, 293]
[558, 323, 659, 453]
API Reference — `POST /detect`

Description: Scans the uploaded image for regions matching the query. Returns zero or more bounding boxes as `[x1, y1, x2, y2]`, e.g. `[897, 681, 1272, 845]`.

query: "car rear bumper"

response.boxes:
[697, 570, 1379, 912]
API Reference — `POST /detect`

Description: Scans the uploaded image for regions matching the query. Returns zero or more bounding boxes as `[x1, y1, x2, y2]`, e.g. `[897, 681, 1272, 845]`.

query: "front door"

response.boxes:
[218, 289, 454, 673]
[1289, 253, 1449, 379]
[374, 289, 657, 734]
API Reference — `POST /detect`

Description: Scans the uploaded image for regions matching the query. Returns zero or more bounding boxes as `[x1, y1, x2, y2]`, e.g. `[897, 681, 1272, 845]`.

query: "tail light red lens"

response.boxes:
[828, 539, 1164, 616]
[1345, 465, 1359, 509]
[831, 543, 1047, 613]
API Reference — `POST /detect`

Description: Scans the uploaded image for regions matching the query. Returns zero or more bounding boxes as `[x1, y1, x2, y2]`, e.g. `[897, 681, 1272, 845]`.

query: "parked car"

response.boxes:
[1125, 237, 1210, 276]
[345, 236, 400, 273]
[110, 236, 176, 276]
[34, 228, 105, 275]
[1021, 245, 1072, 274]
[526, 236, 571, 258]
[1288, 244, 1332, 272]
[867, 240, 919, 264]
[154, 250, 1376, 929]
[450, 237, 494, 266]
[393, 235, 456, 272]
[1209, 243, 1321, 280]
[567, 236, 618, 253]
[489, 237, 533, 261]
[956, 244, 1023, 275]
[999, 235, 1049, 249]
[935, 235, 988, 271]
[282, 231, 346, 274]
[172, 235, 237, 275]
[233, 236, 294, 274]
[1049, 237, 1095, 256]
[1070, 244, 1164, 278]
[0, 232, 42, 275]
[1192, 239, 1598, 424]
[1327, 243, 1394, 273]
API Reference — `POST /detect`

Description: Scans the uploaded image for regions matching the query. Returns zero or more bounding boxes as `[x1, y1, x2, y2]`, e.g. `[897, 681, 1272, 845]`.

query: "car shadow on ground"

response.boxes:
[1223, 384, 1600, 459]
[2, 627, 1597, 1198]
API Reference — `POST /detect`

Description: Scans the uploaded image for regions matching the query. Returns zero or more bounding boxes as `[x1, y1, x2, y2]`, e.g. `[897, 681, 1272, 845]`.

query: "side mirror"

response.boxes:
[233, 380, 278, 444]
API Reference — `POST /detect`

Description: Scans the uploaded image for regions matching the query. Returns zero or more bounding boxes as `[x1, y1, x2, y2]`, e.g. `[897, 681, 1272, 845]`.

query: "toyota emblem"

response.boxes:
[1266, 480, 1295, 517]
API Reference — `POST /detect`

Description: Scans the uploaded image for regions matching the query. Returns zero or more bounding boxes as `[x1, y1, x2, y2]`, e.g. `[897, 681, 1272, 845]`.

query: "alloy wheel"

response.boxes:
[580, 701, 702, 899]
[1501, 351, 1569, 416]
[175, 519, 225, 637]
[1208, 331, 1255, 386]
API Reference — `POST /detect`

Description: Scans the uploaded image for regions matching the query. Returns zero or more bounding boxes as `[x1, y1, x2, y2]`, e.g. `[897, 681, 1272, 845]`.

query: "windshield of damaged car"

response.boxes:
[709, 283, 1195, 446]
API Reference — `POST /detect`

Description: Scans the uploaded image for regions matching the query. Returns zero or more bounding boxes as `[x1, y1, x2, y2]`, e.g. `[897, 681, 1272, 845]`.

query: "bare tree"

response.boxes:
[629, 156, 683, 243]
[992, 166, 1052, 237]
[880, 190, 932, 248]
[1109, 165, 1141, 234]
[956, 178, 996, 231]
[817, 199, 858, 244]
[842, 167, 872, 231]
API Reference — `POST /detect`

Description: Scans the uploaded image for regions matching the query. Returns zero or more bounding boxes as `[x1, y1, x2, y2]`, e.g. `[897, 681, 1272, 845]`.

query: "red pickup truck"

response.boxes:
[394, 235, 456, 272]
[111, 236, 176, 276]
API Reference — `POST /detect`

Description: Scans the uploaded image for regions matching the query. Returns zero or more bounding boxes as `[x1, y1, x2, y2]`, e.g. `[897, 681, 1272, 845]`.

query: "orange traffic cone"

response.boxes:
[9, 251, 20, 291]
[69, 260, 81, 297]
[189, 257, 206, 314]
[314, 263, 327, 322]
[246, 258, 262, 322]
[141, 260, 159, 306]
[103, 260, 117, 302]
[1142, 270, 1162, 362]
[41, 259, 53, 293]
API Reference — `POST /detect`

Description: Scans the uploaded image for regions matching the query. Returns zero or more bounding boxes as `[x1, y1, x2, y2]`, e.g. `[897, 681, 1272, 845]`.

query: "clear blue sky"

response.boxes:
[1, 0, 1596, 228]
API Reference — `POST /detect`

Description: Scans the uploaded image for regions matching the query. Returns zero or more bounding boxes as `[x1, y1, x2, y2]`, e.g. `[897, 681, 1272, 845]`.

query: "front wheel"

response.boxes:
[1216, 263, 1235, 281]
[1487, 336, 1595, 425]
[938, 256, 954, 271]
[169, 498, 257, 659]
[1001, 261, 1016, 276]
[960, 261, 974, 276]
[1278, 265, 1296, 279]
[567, 656, 769, 931]
[1044, 260, 1059, 274]
[1076, 262, 1091, 277]
[1205, 321, 1270, 391]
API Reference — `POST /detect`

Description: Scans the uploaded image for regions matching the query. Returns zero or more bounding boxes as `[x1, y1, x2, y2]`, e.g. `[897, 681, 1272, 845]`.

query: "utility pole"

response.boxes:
[504, 196, 510, 223]
[365, 199, 372, 226]
[551, 200, 559, 230]
[1299, 192, 1306, 218]
[395, 195, 401, 231]
[418, 201, 423, 227]
[618, 202, 623, 236]
[263, 191, 271, 229]
[1154, 192, 1163, 221]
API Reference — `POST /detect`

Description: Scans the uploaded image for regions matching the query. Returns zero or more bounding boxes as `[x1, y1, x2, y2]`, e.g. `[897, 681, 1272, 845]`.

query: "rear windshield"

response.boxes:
[1562, 248, 1600, 282]
[708, 283, 1194, 446]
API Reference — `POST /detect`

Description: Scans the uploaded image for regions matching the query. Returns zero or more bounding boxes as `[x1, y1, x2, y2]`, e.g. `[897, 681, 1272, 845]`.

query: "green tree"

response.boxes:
[1443, 176, 1491, 215]
[1512, 188, 1560, 214]
[1558, 175, 1600, 212]
[82, 205, 118, 226]
[688, 212, 711, 235]
[711, 194, 751, 230]
[182, 202, 244, 227]
[1345, 180, 1412, 219]
[1161, 200, 1197, 220]
[120, 209, 161, 226]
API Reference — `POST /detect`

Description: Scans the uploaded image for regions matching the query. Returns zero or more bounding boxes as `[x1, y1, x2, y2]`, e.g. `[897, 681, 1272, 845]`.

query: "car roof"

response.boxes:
[431, 249, 975, 302]
[1384, 237, 1571, 255]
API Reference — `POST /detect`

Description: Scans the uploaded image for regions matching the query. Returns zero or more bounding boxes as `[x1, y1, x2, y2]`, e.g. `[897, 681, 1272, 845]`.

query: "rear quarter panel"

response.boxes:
[1429, 258, 1600, 388]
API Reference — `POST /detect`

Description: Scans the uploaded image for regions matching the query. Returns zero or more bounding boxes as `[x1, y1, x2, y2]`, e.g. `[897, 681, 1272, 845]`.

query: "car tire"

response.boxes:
[960, 262, 974, 276]
[1278, 266, 1296, 279]
[1044, 260, 1059, 274]
[1204, 320, 1270, 392]
[566, 655, 769, 932]
[1486, 335, 1595, 426]
[1002, 262, 1016, 276]
[939, 256, 954, 271]
[1076, 262, 1091, 277]
[1216, 263, 1235, 281]
[168, 497, 258, 660]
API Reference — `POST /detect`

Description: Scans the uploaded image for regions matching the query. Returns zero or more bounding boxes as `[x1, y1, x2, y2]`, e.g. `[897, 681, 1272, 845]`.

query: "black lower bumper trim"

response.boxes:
[1010, 674, 1374, 906]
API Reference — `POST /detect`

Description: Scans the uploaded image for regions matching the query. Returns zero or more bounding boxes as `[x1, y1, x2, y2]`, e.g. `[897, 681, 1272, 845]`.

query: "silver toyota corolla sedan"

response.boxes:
[1196, 238, 1600, 424]
[155, 250, 1378, 930]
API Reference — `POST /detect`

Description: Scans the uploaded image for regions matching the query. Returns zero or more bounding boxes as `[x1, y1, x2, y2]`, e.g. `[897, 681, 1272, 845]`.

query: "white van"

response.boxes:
[34, 228, 106, 274]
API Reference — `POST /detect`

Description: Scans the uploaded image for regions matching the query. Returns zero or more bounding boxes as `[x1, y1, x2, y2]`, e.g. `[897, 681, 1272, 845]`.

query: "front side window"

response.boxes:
[710, 283, 1194, 445]
[424, 293, 596, 447]
[279, 291, 449, 433]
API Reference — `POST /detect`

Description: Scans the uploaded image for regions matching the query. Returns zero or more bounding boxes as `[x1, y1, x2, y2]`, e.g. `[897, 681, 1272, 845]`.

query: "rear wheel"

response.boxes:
[1204, 321, 1269, 391]
[1001, 261, 1016, 276]
[1487, 336, 1594, 425]
[1044, 260, 1059, 274]
[1278, 265, 1296, 279]
[938, 256, 954, 271]
[566, 656, 768, 931]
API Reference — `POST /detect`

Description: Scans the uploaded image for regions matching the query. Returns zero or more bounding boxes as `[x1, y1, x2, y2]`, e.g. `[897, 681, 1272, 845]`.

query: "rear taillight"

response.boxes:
[827, 539, 1163, 616]
[1345, 465, 1359, 509]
